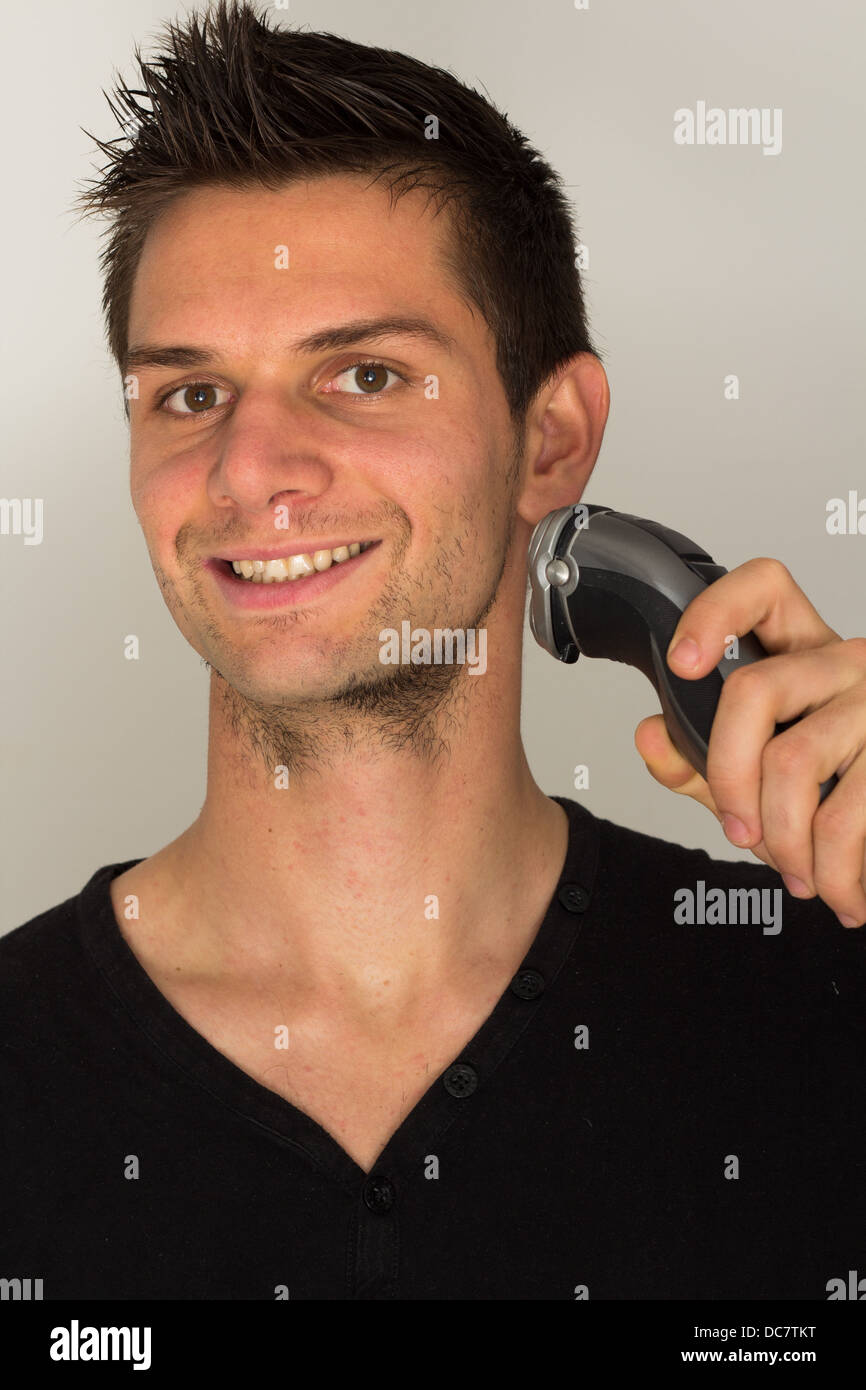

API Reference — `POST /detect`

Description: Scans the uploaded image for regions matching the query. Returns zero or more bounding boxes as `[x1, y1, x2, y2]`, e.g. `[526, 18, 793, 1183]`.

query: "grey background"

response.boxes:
[2, 0, 863, 933]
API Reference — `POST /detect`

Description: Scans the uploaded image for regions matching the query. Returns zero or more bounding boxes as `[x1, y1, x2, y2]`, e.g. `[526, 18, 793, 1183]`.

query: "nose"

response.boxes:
[206, 389, 335, 516]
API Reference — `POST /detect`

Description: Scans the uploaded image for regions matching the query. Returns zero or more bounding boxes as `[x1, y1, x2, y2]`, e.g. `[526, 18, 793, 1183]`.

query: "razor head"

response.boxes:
[528, 504, 614, 660]
[528, 507, 574, 658]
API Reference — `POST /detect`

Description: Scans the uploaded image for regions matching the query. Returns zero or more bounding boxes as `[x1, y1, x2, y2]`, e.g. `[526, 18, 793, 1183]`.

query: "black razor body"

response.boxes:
[528, 504, 838, 803]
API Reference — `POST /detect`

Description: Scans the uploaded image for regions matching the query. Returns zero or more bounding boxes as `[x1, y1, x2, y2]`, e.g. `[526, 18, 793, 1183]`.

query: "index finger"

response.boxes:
[666, 556, 840, 676]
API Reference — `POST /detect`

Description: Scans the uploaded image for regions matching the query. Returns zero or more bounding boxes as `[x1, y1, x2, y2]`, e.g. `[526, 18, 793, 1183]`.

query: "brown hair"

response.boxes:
[73, 0, 601, 426]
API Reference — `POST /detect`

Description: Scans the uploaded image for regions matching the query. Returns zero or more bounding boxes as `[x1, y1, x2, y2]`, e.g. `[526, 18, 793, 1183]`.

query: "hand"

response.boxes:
[633, 557, 866, 927]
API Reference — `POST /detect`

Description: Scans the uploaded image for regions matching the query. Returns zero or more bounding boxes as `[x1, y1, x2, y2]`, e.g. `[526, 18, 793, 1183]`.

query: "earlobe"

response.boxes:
[513, 356, 609, 528]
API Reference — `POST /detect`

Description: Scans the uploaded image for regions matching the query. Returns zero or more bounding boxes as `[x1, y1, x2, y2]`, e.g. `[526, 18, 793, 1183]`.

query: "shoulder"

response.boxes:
[0, 889, 81, 985]
[568, 798, 866, 1011]
[0, 863, 136, 1045]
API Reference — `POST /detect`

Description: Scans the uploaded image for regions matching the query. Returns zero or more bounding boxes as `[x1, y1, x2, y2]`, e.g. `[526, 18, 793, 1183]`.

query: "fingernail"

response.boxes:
[722, 813, 751, 845]
[837, 913, 860, 928]
[782, 873, 811, 897]
[669, 637, 700, 668]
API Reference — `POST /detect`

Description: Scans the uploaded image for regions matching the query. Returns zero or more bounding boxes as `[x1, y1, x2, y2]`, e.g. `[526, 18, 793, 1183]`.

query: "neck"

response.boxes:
[160, 609, 569, 1018]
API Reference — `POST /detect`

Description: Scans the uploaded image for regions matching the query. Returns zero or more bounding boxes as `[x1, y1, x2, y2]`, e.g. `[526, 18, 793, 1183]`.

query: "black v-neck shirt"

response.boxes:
[1, 796, 864, 1300]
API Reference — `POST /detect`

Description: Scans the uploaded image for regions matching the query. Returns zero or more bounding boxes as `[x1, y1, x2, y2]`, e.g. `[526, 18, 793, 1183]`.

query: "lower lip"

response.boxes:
[205, 544, 380, 609]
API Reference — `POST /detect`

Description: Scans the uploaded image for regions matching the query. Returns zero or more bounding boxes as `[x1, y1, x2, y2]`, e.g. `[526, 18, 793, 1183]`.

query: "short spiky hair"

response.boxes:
[73, 0, 600, 425]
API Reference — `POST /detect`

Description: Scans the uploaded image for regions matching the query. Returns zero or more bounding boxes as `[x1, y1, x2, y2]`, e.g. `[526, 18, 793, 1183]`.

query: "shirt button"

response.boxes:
[558, 882, 590, 913]
[510, 967, 545, 1000]
[443, 1063, 478, 1098]
[363, 1175, 395, 1213]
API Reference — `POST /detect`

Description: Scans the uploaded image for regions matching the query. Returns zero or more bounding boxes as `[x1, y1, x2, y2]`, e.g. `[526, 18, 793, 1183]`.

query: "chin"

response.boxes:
[207, 652, 374, 708]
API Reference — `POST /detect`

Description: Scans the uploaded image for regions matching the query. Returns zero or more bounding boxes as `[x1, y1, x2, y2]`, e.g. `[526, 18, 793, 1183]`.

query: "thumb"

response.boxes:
[633, 713, 716, 808]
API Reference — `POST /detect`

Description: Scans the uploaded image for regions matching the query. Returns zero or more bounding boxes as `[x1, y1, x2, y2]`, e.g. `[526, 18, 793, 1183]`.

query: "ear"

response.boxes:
[515, 353, 610, 528]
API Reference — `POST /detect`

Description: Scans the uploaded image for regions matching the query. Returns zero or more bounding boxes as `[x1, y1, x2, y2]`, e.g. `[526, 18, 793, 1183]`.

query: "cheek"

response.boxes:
[130, 452, 203, 553]
[398, 420, 487, 500]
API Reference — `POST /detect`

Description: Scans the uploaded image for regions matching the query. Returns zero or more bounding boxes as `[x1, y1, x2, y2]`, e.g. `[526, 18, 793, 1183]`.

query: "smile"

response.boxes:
[206, 539, 381, 608]
[229, 540, 375, 583]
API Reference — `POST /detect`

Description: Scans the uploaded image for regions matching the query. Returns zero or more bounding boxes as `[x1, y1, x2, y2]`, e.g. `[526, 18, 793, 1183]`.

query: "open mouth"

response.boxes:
[217, 539, 380, 584]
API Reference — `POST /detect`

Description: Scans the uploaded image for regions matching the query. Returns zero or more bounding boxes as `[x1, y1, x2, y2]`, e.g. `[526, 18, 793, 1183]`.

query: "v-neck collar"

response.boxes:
[78, 795, 600, 1191]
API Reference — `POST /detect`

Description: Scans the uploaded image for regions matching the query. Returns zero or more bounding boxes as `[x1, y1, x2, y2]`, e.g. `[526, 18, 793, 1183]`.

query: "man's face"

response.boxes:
[126, 175, 524, 708]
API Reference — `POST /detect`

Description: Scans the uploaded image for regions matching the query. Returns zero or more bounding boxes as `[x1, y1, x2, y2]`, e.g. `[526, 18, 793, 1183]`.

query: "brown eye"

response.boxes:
[330, 361, 404, 397]
[161, 382, 231, 416]
[184, 384, 217, 411]
[353, 363, 389, 393]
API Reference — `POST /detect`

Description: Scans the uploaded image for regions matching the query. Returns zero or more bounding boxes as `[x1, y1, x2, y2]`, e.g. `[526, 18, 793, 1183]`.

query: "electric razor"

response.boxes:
[528, 503, 838, 803]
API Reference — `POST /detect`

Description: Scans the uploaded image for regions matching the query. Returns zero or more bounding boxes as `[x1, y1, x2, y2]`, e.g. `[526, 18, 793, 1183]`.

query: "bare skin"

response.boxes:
[109, 173, 610, 1172]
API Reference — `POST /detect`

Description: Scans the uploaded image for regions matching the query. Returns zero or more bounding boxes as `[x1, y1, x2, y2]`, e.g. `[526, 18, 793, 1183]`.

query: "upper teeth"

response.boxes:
[232, 541, 370, 582]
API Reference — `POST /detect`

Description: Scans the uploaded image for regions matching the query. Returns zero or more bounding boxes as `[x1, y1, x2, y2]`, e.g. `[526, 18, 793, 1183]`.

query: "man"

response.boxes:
[2, 0, 864, 1301]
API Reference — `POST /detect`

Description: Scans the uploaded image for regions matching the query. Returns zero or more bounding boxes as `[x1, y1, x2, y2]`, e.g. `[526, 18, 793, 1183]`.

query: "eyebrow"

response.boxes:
[123, 315, 457, 378]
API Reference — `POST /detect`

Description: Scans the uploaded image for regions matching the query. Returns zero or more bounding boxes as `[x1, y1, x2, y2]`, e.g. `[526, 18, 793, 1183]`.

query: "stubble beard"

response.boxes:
[190, 426, 525, 781]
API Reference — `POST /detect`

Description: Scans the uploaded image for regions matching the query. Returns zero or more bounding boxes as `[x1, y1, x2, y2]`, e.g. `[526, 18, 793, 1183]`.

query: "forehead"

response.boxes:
[127, 174, 479, 350]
